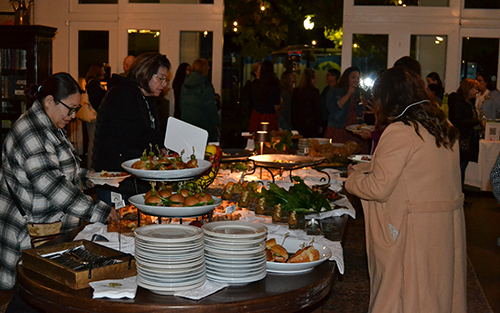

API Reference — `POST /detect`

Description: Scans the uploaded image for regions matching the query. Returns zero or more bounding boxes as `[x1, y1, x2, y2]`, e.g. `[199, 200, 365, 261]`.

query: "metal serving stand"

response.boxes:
[245, 154, 330, 184]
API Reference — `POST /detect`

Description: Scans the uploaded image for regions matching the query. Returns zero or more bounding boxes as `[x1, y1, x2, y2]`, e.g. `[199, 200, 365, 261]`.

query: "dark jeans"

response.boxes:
[460, 160, 469, 188]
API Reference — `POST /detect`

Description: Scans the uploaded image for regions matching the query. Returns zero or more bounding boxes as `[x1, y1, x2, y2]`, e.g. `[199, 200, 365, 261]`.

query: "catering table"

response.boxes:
[464, 139, 500, 191]
[16, 214, 348, 313]
[17, 260, 335, 313]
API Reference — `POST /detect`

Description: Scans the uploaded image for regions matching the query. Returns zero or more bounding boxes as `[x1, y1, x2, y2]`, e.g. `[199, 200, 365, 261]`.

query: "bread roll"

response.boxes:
[265, 239, 288, 262]
[288, 246, 320, 263]
[266, 238, 277, 249]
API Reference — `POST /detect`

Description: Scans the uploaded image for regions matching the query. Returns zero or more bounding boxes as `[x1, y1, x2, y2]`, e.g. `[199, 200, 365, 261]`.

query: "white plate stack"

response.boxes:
[134, 224, 206, 295]
[298, 138, 331, 156]
[202, 221, 268, 285]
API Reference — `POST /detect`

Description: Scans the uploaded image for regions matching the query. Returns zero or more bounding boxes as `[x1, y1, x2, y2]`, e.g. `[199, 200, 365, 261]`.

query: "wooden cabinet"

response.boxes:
[0, 25, 56, 148]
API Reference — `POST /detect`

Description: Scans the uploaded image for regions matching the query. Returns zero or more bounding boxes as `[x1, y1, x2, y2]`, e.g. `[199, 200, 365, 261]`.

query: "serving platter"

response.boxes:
[129, 193, 222, 218]
[346, 124, 375, 134]
[347, 154, 372, 163]
[221, 148, 256, 163]
[248, 154, 324, 170]
[86, 172, 130, 185]
[121, 158, 211, 181]
[266, 237, 332, 274]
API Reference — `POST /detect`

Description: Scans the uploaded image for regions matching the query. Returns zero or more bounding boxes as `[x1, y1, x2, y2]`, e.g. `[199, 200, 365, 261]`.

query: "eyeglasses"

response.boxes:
[154, 74, 169, 85]
[56, 98, 82, 116]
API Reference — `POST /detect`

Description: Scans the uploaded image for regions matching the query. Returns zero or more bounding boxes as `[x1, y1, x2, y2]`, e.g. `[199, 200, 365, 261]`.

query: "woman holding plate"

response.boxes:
[346, 67, 466, 312]
[92, 52, 171, 203]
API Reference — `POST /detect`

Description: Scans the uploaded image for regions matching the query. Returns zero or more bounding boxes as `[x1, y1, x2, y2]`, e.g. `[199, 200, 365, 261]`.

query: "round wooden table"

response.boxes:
[17, 260, 336, 313]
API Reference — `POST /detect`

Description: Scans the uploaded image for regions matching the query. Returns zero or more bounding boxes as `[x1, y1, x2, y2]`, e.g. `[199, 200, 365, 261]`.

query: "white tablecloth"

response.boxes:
[465, 139, 500, 191]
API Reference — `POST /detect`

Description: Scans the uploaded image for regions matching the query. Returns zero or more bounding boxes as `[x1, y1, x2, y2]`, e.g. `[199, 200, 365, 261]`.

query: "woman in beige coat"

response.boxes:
[346, 67, 466, 313]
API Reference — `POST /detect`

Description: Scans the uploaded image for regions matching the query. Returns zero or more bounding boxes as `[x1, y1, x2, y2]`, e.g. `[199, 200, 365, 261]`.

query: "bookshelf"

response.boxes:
[0, 25, 57, 148]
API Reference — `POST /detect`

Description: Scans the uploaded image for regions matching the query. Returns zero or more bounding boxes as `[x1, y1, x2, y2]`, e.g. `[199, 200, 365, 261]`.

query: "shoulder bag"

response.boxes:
[5, 180, 64, 248]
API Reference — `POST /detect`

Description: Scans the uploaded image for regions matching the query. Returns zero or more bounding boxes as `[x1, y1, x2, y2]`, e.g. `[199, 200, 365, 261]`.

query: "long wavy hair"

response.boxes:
[336, 67, 360, 92]
[372, 67, 459, 149]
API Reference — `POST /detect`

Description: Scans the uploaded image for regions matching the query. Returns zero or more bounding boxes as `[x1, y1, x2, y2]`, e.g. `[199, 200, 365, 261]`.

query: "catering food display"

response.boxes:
[129, 193, 222, 218]
[107, 204, 155, 233]
[122, 158, 211, 181]
[248, 154, 324, 170]
[134, 224, 206, 295]
[86, 171, 130, 185]
[265, 237, 332, 274]
[309, 139, 361, 167]
[265, 238, 319, 263]
[202, 221, 267, 285]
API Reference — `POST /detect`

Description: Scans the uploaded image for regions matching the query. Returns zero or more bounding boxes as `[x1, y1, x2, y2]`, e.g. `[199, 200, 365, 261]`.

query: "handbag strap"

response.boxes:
[5, 179, 27, 217]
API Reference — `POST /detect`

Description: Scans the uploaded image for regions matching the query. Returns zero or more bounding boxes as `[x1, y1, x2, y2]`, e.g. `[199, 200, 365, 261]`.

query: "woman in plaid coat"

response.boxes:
[0, 73, 113, 290]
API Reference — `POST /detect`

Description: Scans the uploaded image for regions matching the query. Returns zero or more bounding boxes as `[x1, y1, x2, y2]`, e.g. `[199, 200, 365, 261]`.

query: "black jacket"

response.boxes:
[448, 92, 480, 162]
[92, 74, 164, 196]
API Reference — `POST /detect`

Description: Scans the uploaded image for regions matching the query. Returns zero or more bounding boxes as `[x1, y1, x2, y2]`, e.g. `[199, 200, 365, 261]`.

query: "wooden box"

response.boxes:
[22, 240, 136, 290]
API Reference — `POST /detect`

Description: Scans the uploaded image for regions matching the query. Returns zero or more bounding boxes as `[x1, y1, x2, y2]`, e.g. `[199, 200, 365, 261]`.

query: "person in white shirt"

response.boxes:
[476, 71, 500, 119]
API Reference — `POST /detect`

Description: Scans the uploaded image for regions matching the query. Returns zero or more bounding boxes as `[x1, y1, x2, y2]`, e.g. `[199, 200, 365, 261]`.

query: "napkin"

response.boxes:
[89, 179, 120, 188]
[74, 222, 136, 255]
[239, 213, 346, 274]
[89, 276, 137, 299]
[174, 280, 229, 300]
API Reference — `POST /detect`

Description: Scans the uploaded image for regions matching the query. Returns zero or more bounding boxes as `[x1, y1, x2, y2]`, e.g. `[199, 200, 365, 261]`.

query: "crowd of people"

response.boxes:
[1, 49, 500, 313]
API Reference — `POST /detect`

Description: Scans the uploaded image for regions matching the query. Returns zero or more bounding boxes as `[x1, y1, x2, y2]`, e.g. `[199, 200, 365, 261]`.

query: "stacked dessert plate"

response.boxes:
[134, 224, 206, 295]
[202, 221, 268, 285]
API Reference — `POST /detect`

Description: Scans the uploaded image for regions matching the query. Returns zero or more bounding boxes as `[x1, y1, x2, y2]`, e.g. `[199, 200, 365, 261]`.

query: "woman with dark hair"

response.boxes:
[93, 52, 171, 201]
[325, 67, 367, 144]
[448, 78, 481, 186]
[476, 71, 500, 119]
[248, 60, 281, 133]
[180, 58, 220, 142]
[172, 62, 191, 119]
[0, 73, 114, 290]
[346, 67, 465, 313]
[291, 68, 322, 137]
[426, 71, 445, 102]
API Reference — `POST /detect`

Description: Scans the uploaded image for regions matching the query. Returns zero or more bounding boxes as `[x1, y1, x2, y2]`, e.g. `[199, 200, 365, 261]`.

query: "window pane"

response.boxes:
[128, 29, 160, 57]
[464, 0, 500, 9]
[352, 34, 388, 88]
[461, 37, 499, 87]
[78, 31, 109, 80]
[410, 35, 447, 86]
[79, 0, 117, 3]
[180, 31, 213, 72]
[354, 0, 448, 6]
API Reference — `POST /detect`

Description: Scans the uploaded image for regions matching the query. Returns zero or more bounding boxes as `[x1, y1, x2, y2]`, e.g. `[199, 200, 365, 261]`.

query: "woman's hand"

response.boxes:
[107, 208, 120, 223]
[359, 128, 372, 139]
[347, 164, 355, 177]
[86, 169, 95, 188]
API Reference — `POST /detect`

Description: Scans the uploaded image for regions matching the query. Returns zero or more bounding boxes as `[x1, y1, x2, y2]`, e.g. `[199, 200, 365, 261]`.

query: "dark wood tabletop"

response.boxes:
[17, 259, 335, 313]
[17, 204, 348, 313]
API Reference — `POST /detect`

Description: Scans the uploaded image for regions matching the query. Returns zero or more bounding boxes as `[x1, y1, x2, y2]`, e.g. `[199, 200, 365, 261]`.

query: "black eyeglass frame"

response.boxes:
[55, 98, 82, 116]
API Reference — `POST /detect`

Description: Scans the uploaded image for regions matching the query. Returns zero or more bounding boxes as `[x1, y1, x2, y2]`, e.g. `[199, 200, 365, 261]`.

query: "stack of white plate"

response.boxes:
[134, 224, 206, 295]
[202, 221, 268, 285]
[298, 138, 331, 156]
